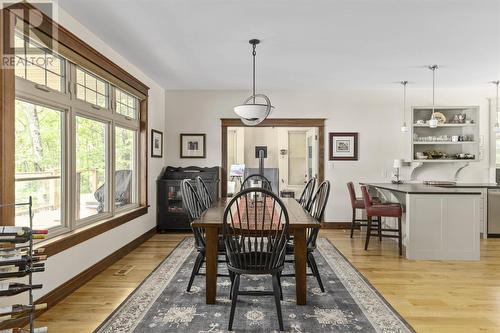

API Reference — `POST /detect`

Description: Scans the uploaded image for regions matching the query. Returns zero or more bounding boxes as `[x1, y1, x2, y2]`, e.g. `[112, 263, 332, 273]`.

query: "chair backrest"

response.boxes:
[306, 180, 331, 248]
[223, 188, 289, 273]
[241, 174, 273, 192]
[196, 176, 212, 209]
[347, 182, 358, 209]
[360, 185, 374, 214]
[298, 177, 316, 209]
[180, 179, 206, 249]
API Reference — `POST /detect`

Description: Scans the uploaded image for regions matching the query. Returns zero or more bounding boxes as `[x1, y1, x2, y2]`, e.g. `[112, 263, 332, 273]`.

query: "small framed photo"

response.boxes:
[329, 132, 358, 161]
[151, 129, 163, 158]
[180, 133, 206, 158]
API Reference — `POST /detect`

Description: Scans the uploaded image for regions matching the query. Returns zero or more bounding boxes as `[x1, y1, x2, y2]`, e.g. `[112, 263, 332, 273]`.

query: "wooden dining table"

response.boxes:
[191, 197, 320, 305]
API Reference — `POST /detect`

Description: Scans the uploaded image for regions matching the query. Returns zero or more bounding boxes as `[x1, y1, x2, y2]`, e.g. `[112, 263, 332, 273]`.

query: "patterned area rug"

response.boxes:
[94, 238, 414, 333]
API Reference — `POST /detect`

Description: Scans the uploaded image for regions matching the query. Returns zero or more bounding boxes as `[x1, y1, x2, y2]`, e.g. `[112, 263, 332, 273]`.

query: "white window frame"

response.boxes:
[14, 37, 141, 237]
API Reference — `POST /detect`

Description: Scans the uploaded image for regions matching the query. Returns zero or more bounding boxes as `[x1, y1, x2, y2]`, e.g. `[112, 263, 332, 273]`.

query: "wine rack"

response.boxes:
[0, 197, 47, 333]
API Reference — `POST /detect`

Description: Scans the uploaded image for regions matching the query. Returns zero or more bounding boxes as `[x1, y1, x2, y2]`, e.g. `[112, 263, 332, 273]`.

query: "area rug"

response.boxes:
[94, 238, 414, 333]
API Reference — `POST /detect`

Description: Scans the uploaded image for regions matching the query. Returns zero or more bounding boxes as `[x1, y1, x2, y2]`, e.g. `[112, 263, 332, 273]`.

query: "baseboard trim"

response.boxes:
[36, 227, 156, 310]
[321, 222, 351, 229]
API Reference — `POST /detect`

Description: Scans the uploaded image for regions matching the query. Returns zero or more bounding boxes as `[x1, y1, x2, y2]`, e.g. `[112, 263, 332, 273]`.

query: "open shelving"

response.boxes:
[411, 106, 480, 163]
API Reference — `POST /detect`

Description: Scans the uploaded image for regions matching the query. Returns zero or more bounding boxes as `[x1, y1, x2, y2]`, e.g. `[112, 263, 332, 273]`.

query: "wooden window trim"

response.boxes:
[1, 3, 149, 256]
[220, 118, 326, 197]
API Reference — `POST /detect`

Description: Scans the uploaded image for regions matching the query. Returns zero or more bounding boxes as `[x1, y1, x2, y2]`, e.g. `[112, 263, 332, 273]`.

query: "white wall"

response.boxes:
[165, 88, 491, 222]
[243, 127, 279, 168]
[29, 5, 166, 299]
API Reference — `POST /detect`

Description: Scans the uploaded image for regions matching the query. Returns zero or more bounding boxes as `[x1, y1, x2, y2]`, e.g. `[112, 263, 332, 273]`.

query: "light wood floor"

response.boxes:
[36, 230, 500, 333]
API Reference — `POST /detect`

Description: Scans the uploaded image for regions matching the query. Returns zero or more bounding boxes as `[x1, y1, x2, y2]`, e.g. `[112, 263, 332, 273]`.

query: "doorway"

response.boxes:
[221, 118, 325, 197]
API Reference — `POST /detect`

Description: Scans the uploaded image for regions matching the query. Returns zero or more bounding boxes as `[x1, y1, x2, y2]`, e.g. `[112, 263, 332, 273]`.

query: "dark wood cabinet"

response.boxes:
[156, 166, 219, 231]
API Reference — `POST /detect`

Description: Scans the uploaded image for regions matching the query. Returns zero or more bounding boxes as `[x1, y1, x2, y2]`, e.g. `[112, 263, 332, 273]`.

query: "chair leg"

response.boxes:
[228, 274, 240, 331]
[378, 216, 382, 242]
[272, 274, 284, 331]
[350, 208, 356, 238]
[398, 217, 403, 256]
[277, 272, 283, 300]
[307, 252, 325, 292]
[364, 216, 372, 251]
[187, 252, 204, 292]
[229, 271, 235, 300]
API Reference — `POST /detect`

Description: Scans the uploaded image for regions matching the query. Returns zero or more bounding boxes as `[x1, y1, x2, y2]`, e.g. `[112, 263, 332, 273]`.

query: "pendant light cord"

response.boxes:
[431, 66, 436, 117]
[252, 43, 256, 104]
[402, 81, 408, 124]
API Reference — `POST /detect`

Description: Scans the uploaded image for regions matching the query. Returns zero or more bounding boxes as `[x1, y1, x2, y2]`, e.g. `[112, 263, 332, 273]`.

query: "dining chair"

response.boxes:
[298, 177, 316, 209]
[223, 187, 289, 331]
[196, 176, 212, 209]
[181, 179, 227, 292]
[361, 185, 403, 255]
[241, 174, 273, 192]
[283, 180, 330, 292]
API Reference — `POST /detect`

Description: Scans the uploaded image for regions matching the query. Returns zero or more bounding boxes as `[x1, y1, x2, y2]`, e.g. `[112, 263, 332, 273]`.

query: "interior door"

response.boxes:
[306, 128, 318, 179]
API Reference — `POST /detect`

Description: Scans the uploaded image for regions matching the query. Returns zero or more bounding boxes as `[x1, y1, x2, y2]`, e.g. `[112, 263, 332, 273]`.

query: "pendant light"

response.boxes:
[400, 81, 409, 133]
[492, 80, 500, 132]
[428, 65, 439, 128]
[233, 39, 274, 126]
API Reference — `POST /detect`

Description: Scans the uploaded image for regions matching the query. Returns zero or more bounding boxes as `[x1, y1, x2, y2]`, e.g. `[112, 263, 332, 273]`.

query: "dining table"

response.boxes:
[191, 197, 320, 305]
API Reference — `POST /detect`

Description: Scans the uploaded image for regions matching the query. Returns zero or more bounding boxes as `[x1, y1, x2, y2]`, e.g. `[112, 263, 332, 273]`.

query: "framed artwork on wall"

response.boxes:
[151, 129, 163, 158]
[329, 132, 358, 160]
[180, 133, 206, 158]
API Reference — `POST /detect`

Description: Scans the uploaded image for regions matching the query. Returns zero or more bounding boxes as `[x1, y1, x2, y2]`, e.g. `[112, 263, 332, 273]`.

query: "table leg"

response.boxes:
[205, 226, 219, 304]
[293, 227, 307, 305]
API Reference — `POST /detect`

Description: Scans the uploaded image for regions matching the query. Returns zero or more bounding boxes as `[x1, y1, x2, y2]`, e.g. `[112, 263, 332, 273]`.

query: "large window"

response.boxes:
[13, 31, 142, 236]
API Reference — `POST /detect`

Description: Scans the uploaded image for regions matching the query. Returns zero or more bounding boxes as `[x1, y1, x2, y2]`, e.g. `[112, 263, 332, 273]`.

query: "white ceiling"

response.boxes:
[57, 0, 500, 90]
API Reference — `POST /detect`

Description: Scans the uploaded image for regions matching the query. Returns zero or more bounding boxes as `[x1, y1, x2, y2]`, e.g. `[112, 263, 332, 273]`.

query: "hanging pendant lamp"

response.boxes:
[400, 81, 409, 133]
[428, 65, 439, 128]
[491, 80, 500, 132]
[233, 39, 274, 126]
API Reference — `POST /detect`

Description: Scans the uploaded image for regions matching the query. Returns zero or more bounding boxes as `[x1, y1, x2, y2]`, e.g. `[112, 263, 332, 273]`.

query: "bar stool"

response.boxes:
[361, 185, 403, 256]
[347, 182, 381, 238]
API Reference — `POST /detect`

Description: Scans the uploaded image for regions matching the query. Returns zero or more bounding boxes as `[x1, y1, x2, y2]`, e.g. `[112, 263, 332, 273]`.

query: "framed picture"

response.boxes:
[329, 132, 358, 160]
[180, 133, 206, 158]
[151, 129, 163, 158]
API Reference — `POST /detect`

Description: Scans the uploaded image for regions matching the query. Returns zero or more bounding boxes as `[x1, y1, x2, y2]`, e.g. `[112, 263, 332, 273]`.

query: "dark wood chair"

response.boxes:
[241, 174, 273, 192]
[181, 179, 226, 292]
[196, 176, 212, 209]
[283, 180, 330, 292]
[298, 177, 316, 209]
[361, 185, 403, 255]
[223, 188, 289, 331]
[347, 182, 381, 238]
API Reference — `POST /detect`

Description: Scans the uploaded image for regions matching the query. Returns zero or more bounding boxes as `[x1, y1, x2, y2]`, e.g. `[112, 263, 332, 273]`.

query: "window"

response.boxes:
[76, 116, 108, 220]
[115, 88, 138, 119]
[76, 67, 109, 108]
[115, 127, 137, 208]
[15, 100, 64, 230]
[12, 30, 144, 237]
[288, 132, 307, 185]
[14, 33, 65, 92]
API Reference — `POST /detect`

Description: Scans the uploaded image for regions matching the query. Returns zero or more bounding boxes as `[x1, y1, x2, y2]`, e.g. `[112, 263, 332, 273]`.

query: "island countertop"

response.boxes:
[361, 183, 483, 195]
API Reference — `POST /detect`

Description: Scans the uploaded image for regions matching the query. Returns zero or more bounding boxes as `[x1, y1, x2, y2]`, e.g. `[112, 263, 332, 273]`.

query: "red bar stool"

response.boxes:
[347, 182, 381, 238]
[361, 185, 403, 256]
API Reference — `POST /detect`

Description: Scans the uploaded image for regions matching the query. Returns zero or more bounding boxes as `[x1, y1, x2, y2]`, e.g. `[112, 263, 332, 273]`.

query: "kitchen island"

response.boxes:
[362, 183, 482, 261]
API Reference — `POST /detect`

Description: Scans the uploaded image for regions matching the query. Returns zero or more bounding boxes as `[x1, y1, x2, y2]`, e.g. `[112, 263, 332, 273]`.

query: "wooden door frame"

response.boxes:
[220, 118, 326, 197]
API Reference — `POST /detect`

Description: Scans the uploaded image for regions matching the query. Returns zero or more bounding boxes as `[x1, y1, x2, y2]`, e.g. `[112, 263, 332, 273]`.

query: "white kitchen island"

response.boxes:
[363, 183, 481, 261]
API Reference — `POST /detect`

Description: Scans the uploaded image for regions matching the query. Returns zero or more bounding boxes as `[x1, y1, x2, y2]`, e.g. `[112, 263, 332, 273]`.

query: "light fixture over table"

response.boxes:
[233, 39, 274, 126]
[428, 65, 439, 128]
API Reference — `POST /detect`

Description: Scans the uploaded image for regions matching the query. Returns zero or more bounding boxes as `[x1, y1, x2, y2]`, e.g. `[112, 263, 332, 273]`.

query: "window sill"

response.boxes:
[37, 206, 148, 257]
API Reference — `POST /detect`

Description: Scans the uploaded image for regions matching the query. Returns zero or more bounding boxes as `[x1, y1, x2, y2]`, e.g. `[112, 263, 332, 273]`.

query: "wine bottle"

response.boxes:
[0, 248, 46, 257]
[0, 282, 42, 296]
[0, 266, 44, 279]
[0, 234, 46, 244]
[0, 227, 48, 237]
[0, 304, 47, 319]
[0, 263, 44, 273]
[0, 327, 47, 333]
[0, 255, 47, 266]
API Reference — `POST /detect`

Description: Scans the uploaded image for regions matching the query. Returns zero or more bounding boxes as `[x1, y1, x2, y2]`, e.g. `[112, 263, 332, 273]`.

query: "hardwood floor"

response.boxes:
[35, 230, 500, 333]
